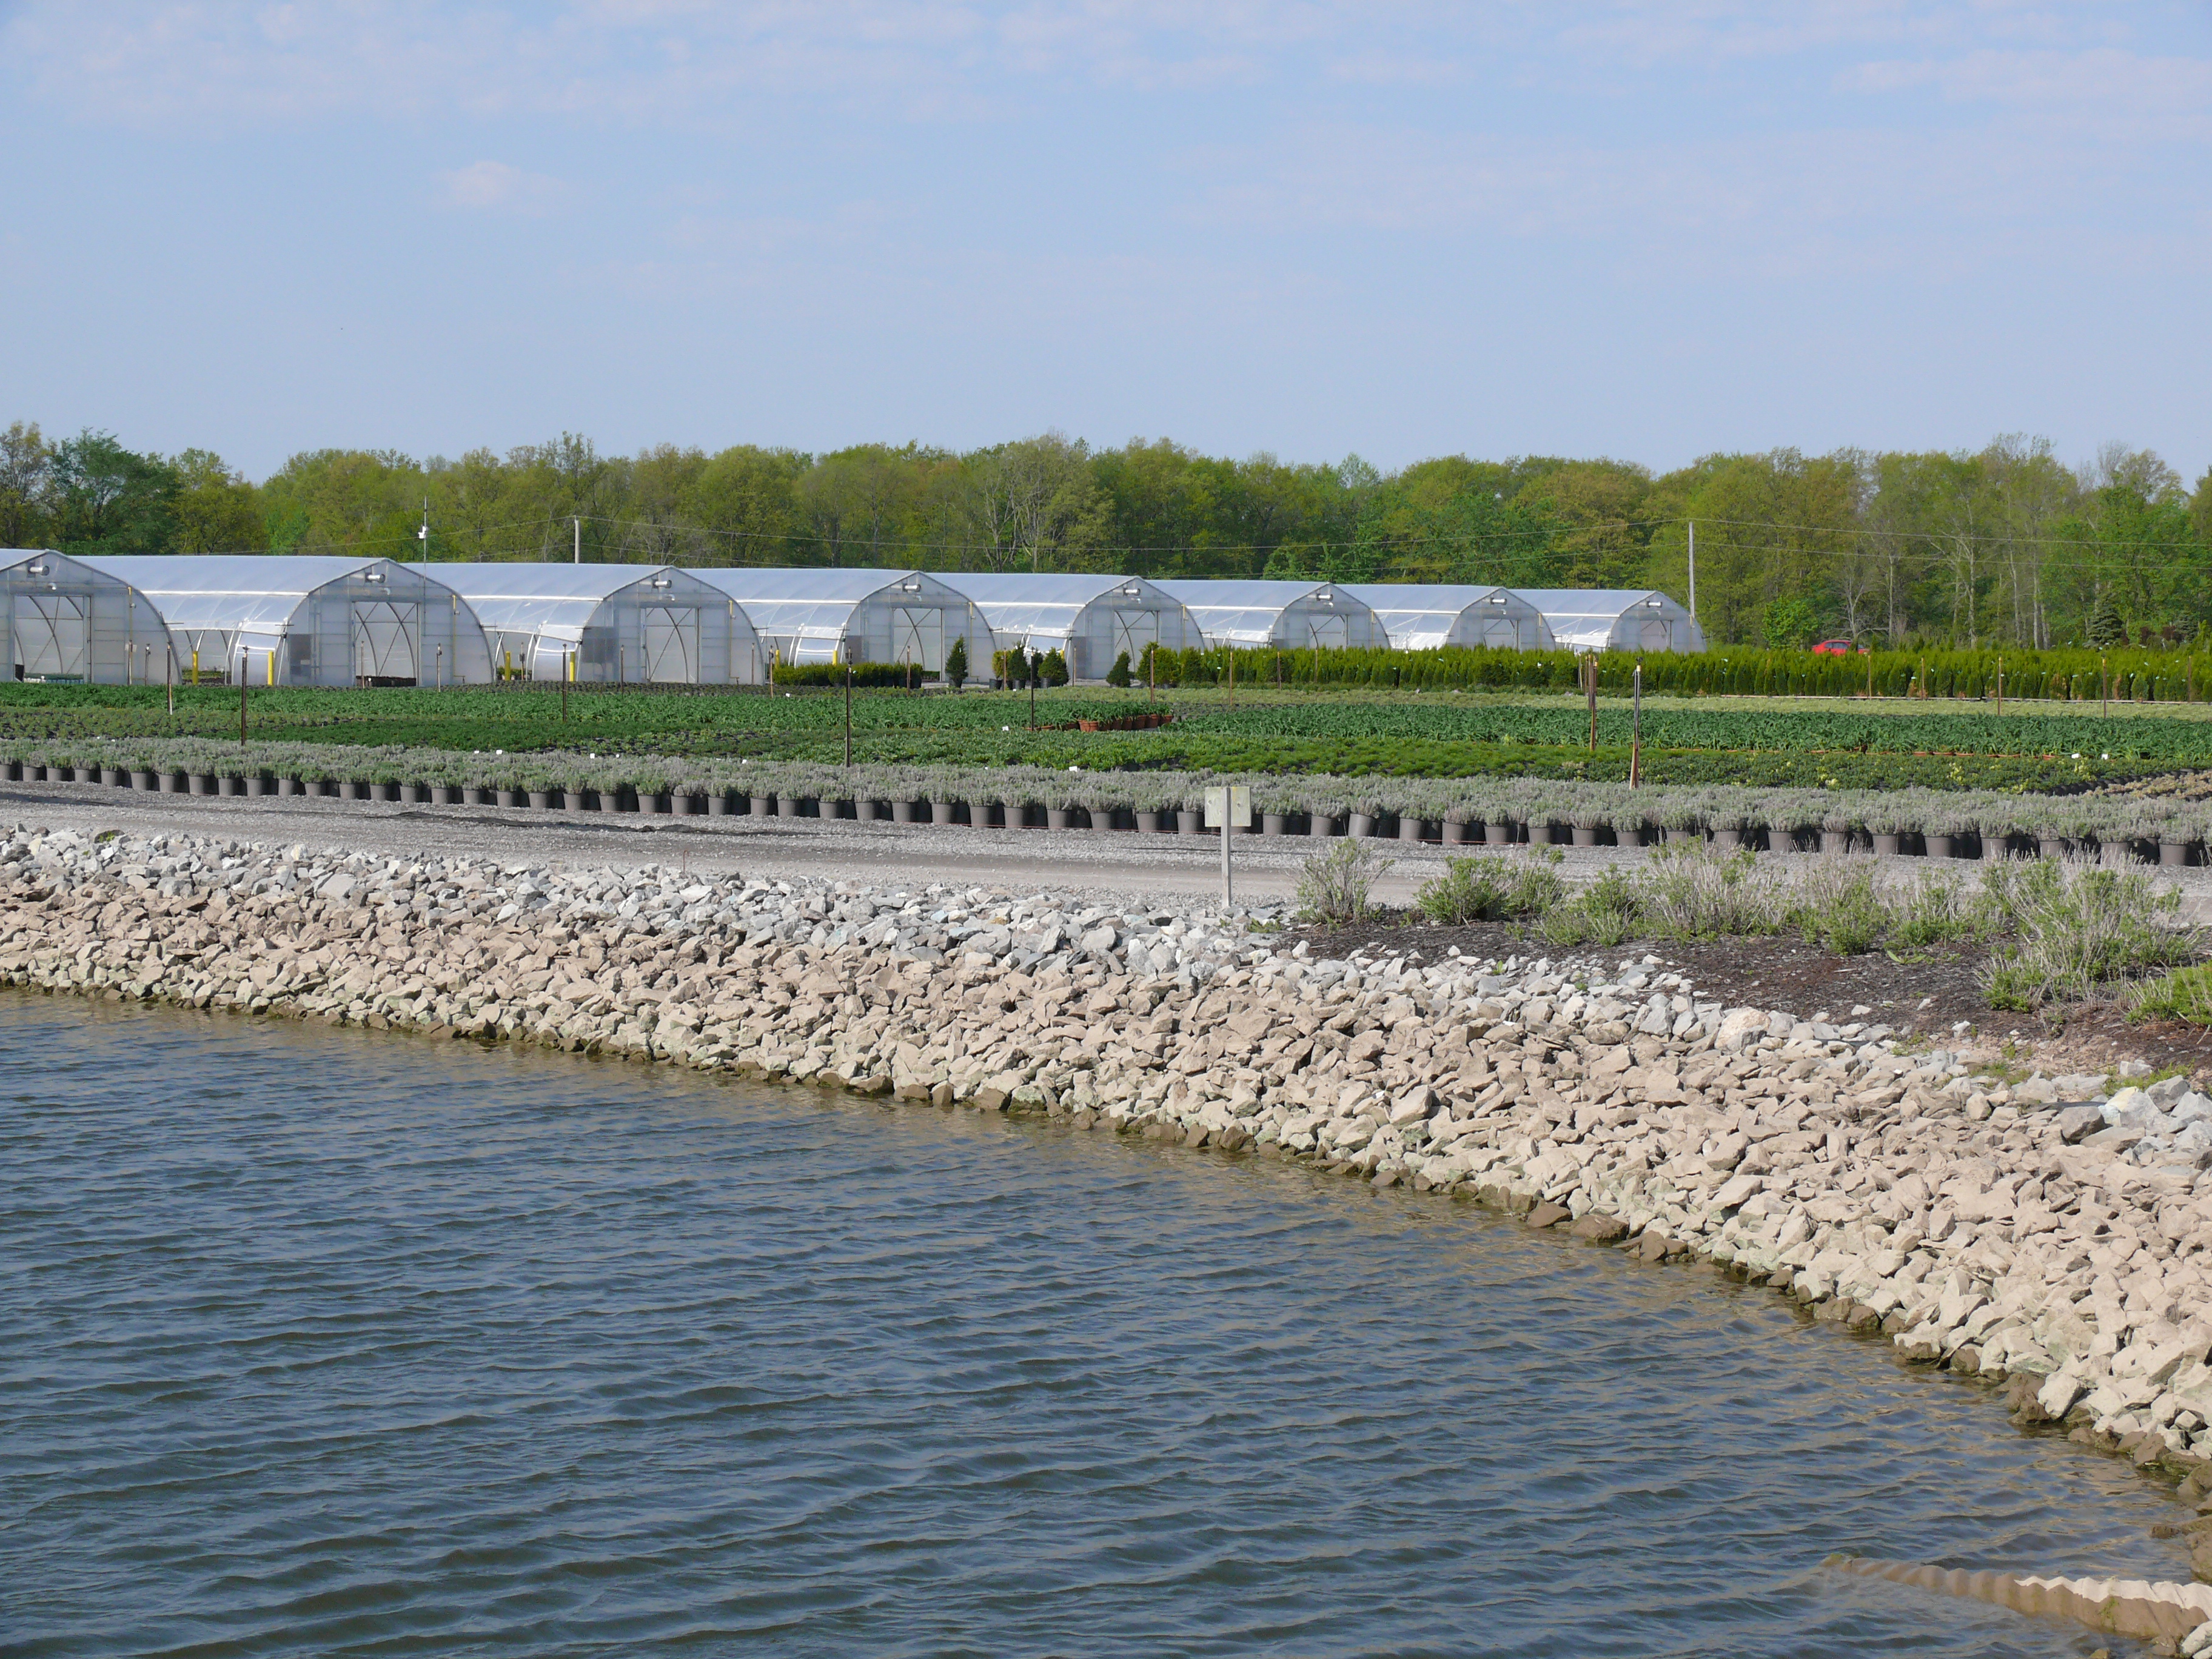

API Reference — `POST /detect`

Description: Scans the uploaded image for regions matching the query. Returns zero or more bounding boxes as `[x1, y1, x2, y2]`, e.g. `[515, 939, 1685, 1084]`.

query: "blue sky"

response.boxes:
[3, 2, 2208, 481]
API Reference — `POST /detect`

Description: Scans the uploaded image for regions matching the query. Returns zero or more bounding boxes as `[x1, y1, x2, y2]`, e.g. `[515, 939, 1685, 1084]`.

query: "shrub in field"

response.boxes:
[1414, 849, 1564, 923]
[1107, 651, 1133, 688]
[1638, 844, 1783, 939]
[1297, 837, 1393, 927]
[944, 637, 968, 690]
[1540, 865, 1641, 948]
[1888, 868, 1988, 947]
[1783, 857, 1891, 954]
[1980, 858, 2200, 1010]
[2128, 967, 2212, 1024]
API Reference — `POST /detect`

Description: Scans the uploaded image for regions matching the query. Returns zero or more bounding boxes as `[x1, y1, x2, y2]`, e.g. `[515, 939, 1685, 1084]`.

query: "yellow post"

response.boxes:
[266, 650, 274, 687]
[190, 648, 199, 686]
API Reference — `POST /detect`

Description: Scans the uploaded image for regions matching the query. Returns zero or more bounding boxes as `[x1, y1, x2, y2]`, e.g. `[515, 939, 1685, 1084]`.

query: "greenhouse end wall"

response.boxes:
[2, 551, 175, 686]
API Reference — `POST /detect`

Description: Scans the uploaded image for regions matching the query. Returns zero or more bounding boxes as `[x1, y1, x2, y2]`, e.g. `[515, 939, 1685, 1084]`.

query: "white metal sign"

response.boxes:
[1203, 786, 1251, 828]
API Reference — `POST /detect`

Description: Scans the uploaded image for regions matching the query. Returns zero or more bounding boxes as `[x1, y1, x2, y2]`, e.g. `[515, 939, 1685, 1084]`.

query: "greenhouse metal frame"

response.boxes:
[692, 567, 996, 675]
[1, 549, 178, 685]
[1151, 579, 1389, 653]
[939, 572, 1204, 680]
[1343, 584, 1557, 652]
[1517, 589, 1707, 654]
[76, 555, 495, 686]
[409, 563, 764, 684]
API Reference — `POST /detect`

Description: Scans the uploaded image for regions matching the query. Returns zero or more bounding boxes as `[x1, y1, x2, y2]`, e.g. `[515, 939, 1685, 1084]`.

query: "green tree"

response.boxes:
[2086, 589, 2127, 648]
[943, 635, 968, 689]
[49, 430, 176, 555]
[691, 444, 810, 565]
[170, 449, 264, 552]
[261, 447, 422, 554]
[1041, 647, 1068, 686]
[1759, 595, 1822, 650]
[1106, 649, 1132, 687]
[0, 421, 52, 546]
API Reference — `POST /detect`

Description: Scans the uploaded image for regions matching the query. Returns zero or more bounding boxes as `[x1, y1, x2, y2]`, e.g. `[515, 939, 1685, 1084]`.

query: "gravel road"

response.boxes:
[13, 777, 2212, 917]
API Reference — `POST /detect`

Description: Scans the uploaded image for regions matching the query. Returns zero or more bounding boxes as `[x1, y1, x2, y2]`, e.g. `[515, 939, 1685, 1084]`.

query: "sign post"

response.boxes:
[1204, 785, 1252, 907]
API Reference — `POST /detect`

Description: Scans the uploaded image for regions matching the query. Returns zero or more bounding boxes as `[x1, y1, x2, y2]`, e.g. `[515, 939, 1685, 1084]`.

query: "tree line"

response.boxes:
[5, 421, 2210, 651]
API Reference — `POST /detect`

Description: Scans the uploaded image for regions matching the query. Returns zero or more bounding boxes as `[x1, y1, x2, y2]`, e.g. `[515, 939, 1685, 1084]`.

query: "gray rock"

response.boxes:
[2056, 1105, 2105, 1144]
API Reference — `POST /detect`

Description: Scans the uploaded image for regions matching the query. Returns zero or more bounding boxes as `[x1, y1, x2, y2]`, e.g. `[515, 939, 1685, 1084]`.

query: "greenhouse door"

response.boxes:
[642, 606, 698, 682]
[353, 602, 420, 685]
[1637, 618, 1674, 652]
[13, 593, 90, 680]
[1109, 609, 1159, 664]
[888, 606, 944, 671]
[1304, 614, 1347, 651]
[1481, 618, 1523, 650]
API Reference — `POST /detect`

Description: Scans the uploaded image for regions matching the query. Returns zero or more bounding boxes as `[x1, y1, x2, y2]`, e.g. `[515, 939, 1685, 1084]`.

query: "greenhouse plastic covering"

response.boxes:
[408, 562, 686, 642]
[690, 568, 921, 646]
[944, 573, 1185, 643]
[1516, 589, 1705, 652]
[1342, 584, 1555, 652]
[1151, 580, 1376, 647]
[76, 555, 400, 640]
[689, 566, 990, 669]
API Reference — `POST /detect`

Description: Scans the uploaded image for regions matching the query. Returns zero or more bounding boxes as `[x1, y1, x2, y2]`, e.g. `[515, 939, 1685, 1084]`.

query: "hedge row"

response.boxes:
[1140, 641, 2212, 702]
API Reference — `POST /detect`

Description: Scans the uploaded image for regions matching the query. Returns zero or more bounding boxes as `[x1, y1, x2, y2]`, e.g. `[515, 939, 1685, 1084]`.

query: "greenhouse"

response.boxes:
[1, 548, 176, 685]
[411, 563, 763, 684]
[1518, 589, 1707, 654]
[78, 555, 494, 686]
[942, 573, 1204, 680]
[1343, 584, 1557, 652]
[1151, 580, 1389, 652]
[692, 567, 996, 674]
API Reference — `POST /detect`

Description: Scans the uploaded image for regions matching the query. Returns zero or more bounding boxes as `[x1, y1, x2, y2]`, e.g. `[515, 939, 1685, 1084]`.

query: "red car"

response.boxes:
[1812, 638, 1868, 655]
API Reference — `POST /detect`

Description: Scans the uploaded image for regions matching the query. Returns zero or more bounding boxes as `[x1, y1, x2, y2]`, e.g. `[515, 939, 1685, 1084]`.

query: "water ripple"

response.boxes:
[0, 994, 2192, 1657]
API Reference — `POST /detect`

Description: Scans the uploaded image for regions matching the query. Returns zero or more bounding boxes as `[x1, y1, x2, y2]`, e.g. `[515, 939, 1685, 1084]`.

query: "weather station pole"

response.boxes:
[1630, 661, 1643, 788]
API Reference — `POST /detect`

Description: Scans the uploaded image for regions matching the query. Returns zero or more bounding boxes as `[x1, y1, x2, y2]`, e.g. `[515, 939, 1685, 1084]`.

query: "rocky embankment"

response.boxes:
[11, 825, 2212, 1563]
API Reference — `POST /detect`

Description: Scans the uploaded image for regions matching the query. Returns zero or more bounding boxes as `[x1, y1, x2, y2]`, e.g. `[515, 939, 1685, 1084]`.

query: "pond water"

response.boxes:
[0, 994, 2191, 1656]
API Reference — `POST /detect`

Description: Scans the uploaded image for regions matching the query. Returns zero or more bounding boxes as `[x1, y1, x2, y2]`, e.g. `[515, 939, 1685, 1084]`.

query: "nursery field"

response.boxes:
[7, 680, 2212, 792]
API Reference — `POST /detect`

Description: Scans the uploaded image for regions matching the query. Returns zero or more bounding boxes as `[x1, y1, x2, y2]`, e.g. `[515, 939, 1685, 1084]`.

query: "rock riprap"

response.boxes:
[10, 823, 2212, 1496]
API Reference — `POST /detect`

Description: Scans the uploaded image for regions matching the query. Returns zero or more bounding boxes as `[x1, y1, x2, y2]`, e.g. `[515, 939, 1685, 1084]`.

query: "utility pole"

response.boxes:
[418, 497, 429, 561]
[1687, 521, 1697, 627]
[574, 516, 581, 565]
